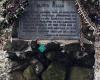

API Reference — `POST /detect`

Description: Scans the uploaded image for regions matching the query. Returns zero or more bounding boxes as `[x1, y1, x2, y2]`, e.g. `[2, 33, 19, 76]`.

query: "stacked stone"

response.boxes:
[94, 26, 100, 80]
[0, 1, 12, 80]
[75, 0, 100, 80]
[0, 51, 11, 80]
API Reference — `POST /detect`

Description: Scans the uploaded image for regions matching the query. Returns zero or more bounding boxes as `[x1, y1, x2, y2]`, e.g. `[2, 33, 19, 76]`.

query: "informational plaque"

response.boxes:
[18, 0, 80, 40]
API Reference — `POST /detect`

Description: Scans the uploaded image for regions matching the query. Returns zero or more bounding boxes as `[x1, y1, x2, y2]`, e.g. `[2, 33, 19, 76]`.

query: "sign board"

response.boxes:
[18, 0, 80, 40]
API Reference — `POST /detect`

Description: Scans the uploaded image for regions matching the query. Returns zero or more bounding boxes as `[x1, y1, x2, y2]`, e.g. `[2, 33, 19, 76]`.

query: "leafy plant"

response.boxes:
[0, 0, 29, 30]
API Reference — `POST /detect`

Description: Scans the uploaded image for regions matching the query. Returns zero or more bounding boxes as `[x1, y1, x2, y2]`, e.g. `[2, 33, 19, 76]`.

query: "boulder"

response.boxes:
[42, 63, 66, 80]
[69, 67, 94, 80]
[11, 40, 28, 51]
[23, 65, 37, 80]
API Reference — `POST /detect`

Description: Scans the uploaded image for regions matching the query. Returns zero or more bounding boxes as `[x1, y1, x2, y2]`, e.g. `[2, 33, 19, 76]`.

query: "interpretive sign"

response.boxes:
[18, 0, 80, 40]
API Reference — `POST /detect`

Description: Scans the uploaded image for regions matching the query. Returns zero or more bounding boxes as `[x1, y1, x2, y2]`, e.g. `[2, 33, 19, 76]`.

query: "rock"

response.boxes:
[11, 71, 24, 80]
[11, 40, 28, 51]
[69, 67, 94, 80]
[65, 43, 95, 68]
[42, 63, 66, 80]
[0, 51, 10, 80]
[46, 42, 61, 52]
[31, 59, 44, 75]
[82, 27, 95, 42]
[23, 65, 37, 80]
[4, 40, 11, 51]
[35, 62, 44, 75]
[46, 51, 70, 64]
[46, 51, 56, 61]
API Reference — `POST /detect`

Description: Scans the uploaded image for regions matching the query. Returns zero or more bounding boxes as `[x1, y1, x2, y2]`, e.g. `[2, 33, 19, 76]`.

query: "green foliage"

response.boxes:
[0, 0, 28, 30]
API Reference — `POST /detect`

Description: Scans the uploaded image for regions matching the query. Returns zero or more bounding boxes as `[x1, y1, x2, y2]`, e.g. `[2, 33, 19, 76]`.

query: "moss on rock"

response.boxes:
[23, 65, 37, 80]
[69, 67, 93, 80]
[42, 63, 66, 80]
